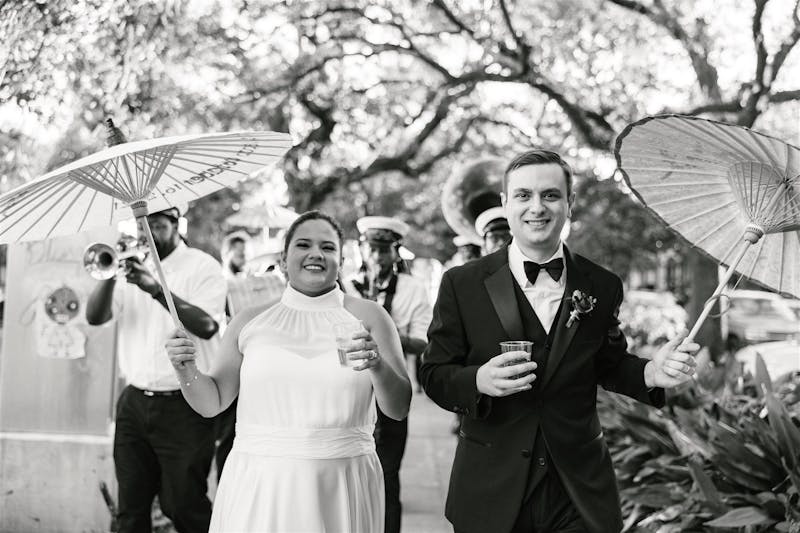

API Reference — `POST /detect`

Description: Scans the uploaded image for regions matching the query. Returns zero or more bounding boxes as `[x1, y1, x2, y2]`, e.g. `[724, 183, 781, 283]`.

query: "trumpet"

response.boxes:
[83, 237, 149, 280]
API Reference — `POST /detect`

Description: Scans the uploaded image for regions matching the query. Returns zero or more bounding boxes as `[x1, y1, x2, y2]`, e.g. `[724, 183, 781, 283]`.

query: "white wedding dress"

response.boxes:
[209, 285, 384, 533]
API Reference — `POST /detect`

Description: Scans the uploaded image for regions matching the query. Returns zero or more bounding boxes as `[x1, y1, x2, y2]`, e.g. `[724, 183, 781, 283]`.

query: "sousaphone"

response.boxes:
[441, 158, 506, 245]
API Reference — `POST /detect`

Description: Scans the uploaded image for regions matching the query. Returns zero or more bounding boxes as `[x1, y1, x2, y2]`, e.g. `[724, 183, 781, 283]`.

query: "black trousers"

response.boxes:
[455, 469, 586, 533]
[213, 397, 238, 481]
[114, 385, 215, 533]
[374, 405, 408, 533]
[510, 470, 587, 533]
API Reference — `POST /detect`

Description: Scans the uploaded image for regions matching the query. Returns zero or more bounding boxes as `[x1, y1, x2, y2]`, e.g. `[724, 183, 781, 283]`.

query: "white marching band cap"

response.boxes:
[474, 206, 507, 237]
[453, 235, 475, 247]
[356, 216, 410, 243]
[151, 201, 189, 220]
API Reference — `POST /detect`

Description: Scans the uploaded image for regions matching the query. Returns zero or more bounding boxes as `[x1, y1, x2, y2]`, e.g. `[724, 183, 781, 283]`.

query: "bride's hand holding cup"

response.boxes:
[349, 330, 382, 371]
[333, 321, 381, 371]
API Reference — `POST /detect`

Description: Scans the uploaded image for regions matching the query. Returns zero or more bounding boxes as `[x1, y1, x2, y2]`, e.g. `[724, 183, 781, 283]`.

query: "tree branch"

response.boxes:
[606, 0, 649, 15]
[302, 5, 457, 80]
[527, 77, 614, 149]
[771, 88, 800, 102]
[678, 101, 744, 116]
[739, 0, 770, 126]
[668, 89, 800, 116]
[411, 116, 477, 175]
[327, 31, 456, 81]
[283, 94, 336, 180]
[351, 78, 415, 95]
[369, 83, 476, 168]
[429, 0, 478, 39]
[298, 84, 477, 208]
[607, 0, 722, 101]
[476, 115, 540, 145]
[235, 48, 392, 104]
[498, 0, 530, 55]
[770, 0, 800, 81]
[405, 88, 440, 125]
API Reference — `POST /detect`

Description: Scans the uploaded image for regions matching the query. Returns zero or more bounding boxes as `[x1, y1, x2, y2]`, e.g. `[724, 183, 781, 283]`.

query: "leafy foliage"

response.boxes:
[601, 355, 800, 532]
[569, 175, 682, 280]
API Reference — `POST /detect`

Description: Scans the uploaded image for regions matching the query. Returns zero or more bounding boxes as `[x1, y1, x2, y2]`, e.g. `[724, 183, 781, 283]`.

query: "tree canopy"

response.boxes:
[2, 0, 799, 273]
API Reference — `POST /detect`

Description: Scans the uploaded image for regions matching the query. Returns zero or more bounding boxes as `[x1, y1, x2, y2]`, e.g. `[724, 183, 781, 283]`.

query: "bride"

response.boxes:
[165, 210, 411, 532]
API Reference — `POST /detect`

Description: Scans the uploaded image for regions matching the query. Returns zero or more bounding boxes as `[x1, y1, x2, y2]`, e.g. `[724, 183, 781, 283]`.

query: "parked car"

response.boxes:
[734, 339, 800, 381]
[782, 297, 800, 321]
[723, 290, 800, 350]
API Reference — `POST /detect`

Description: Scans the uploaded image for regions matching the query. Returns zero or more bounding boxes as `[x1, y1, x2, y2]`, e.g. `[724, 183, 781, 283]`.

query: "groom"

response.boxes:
[419, 149, 699, 533]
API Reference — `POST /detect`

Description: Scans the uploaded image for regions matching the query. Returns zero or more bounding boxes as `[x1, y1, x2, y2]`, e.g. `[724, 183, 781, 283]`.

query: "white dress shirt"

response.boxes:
[112, 241, 227, 390]
[508, 240, 566, 334]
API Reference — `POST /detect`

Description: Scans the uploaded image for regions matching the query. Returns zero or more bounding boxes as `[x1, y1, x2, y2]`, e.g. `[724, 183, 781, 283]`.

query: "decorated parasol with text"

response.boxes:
[615, 114, 800, 342]
[0, 119, 293, 327]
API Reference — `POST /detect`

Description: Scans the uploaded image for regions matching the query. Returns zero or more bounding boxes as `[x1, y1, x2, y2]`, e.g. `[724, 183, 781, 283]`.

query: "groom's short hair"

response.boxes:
[503, 149, 573, 197]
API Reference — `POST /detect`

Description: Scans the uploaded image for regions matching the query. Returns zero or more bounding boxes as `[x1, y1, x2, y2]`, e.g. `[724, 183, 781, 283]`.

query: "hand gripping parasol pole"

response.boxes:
[685, 224, 764, 344]
[130, 200, 183, 329]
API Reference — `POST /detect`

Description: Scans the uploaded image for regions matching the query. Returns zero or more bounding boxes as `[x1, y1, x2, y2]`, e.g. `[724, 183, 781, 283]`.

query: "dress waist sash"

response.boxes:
[232, 423, 375, 459]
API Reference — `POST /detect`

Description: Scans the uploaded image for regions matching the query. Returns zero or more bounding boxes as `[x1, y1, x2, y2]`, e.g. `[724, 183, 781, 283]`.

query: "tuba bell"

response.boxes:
[441, 158, 506, 244]
[83, 236, 149, 280]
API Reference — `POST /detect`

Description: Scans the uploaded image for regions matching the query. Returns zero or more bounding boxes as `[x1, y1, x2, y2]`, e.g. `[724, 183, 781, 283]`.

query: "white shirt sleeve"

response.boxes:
[406, 280, 433, 342]
[184, 253, 227, 319]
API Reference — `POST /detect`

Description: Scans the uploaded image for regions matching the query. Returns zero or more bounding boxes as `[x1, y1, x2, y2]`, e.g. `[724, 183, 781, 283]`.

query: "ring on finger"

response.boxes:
[367, 349, 378, 360]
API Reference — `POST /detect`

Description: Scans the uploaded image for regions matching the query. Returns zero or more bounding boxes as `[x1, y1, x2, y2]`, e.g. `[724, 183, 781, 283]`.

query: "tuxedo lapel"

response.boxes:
[540, 247, 593, 389]
[483, 251, 525, 341]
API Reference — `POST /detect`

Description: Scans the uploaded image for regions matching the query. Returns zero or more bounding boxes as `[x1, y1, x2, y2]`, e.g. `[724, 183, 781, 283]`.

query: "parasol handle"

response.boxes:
[137, 214, 182, 329]
[685, 226, 763, 344]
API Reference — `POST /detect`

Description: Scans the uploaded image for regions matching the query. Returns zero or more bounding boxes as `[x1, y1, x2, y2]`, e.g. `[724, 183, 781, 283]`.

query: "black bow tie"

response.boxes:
[524, 258, 564, 284]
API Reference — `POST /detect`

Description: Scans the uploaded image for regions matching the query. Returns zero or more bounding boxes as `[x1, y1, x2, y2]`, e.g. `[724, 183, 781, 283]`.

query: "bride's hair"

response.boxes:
[283, 210, 344, 254]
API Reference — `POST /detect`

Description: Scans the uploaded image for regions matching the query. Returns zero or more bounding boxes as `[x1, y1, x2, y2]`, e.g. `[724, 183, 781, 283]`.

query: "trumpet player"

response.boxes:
[345, 215, 432, 533]
[86, 206, 227, 533]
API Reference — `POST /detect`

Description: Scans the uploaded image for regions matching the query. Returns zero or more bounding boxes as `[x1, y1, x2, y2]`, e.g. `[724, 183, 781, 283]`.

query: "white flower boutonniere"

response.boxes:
[566, 290, 597, 329]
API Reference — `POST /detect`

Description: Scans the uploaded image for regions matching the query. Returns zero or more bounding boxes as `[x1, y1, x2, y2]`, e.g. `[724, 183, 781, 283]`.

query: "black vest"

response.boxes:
[351, 273, 398, 314]
[511, 279, 566, 499]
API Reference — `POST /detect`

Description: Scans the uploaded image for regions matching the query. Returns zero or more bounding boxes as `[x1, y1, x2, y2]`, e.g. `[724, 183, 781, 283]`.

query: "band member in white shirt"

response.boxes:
[86, 206, 227, 533]
[346, 216, 432, 533]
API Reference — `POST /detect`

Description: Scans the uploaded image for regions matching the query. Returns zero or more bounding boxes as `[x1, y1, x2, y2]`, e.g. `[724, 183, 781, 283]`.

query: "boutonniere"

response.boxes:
[566, 290, 597, 328]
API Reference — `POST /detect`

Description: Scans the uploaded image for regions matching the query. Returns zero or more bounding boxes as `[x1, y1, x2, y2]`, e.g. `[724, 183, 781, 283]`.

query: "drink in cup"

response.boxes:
[333, 320, 367, 367]
[499, 341, 533, 379]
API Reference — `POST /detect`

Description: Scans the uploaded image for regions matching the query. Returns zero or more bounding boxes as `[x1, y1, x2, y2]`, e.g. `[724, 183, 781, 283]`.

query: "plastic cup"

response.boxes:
[333, 320, 367, 367]
[499, 341, 533, 379]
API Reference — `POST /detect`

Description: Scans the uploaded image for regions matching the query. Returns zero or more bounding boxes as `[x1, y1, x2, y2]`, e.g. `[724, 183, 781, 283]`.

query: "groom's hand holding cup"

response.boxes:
[476, 341, 537, 397]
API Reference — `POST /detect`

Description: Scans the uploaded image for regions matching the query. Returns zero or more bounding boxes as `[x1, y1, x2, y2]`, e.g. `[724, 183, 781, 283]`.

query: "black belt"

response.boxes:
[132, 386, 182, 397]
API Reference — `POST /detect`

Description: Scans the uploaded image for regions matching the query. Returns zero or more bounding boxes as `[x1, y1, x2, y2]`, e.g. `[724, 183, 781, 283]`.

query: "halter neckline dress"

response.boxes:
[209, 285, 384, 533]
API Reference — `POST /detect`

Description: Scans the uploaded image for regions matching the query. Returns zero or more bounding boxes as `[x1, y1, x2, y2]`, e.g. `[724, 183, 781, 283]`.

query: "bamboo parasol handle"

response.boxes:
[137, 214, 182, 329]
[685, 225, 764, 344]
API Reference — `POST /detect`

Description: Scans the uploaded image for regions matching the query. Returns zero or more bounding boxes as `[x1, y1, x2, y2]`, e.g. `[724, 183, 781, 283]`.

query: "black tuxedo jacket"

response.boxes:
[419, 246, 664, 533]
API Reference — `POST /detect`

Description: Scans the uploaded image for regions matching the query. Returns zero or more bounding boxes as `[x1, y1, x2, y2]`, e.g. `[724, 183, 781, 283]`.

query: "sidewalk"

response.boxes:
[400, 391, 457, 533]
